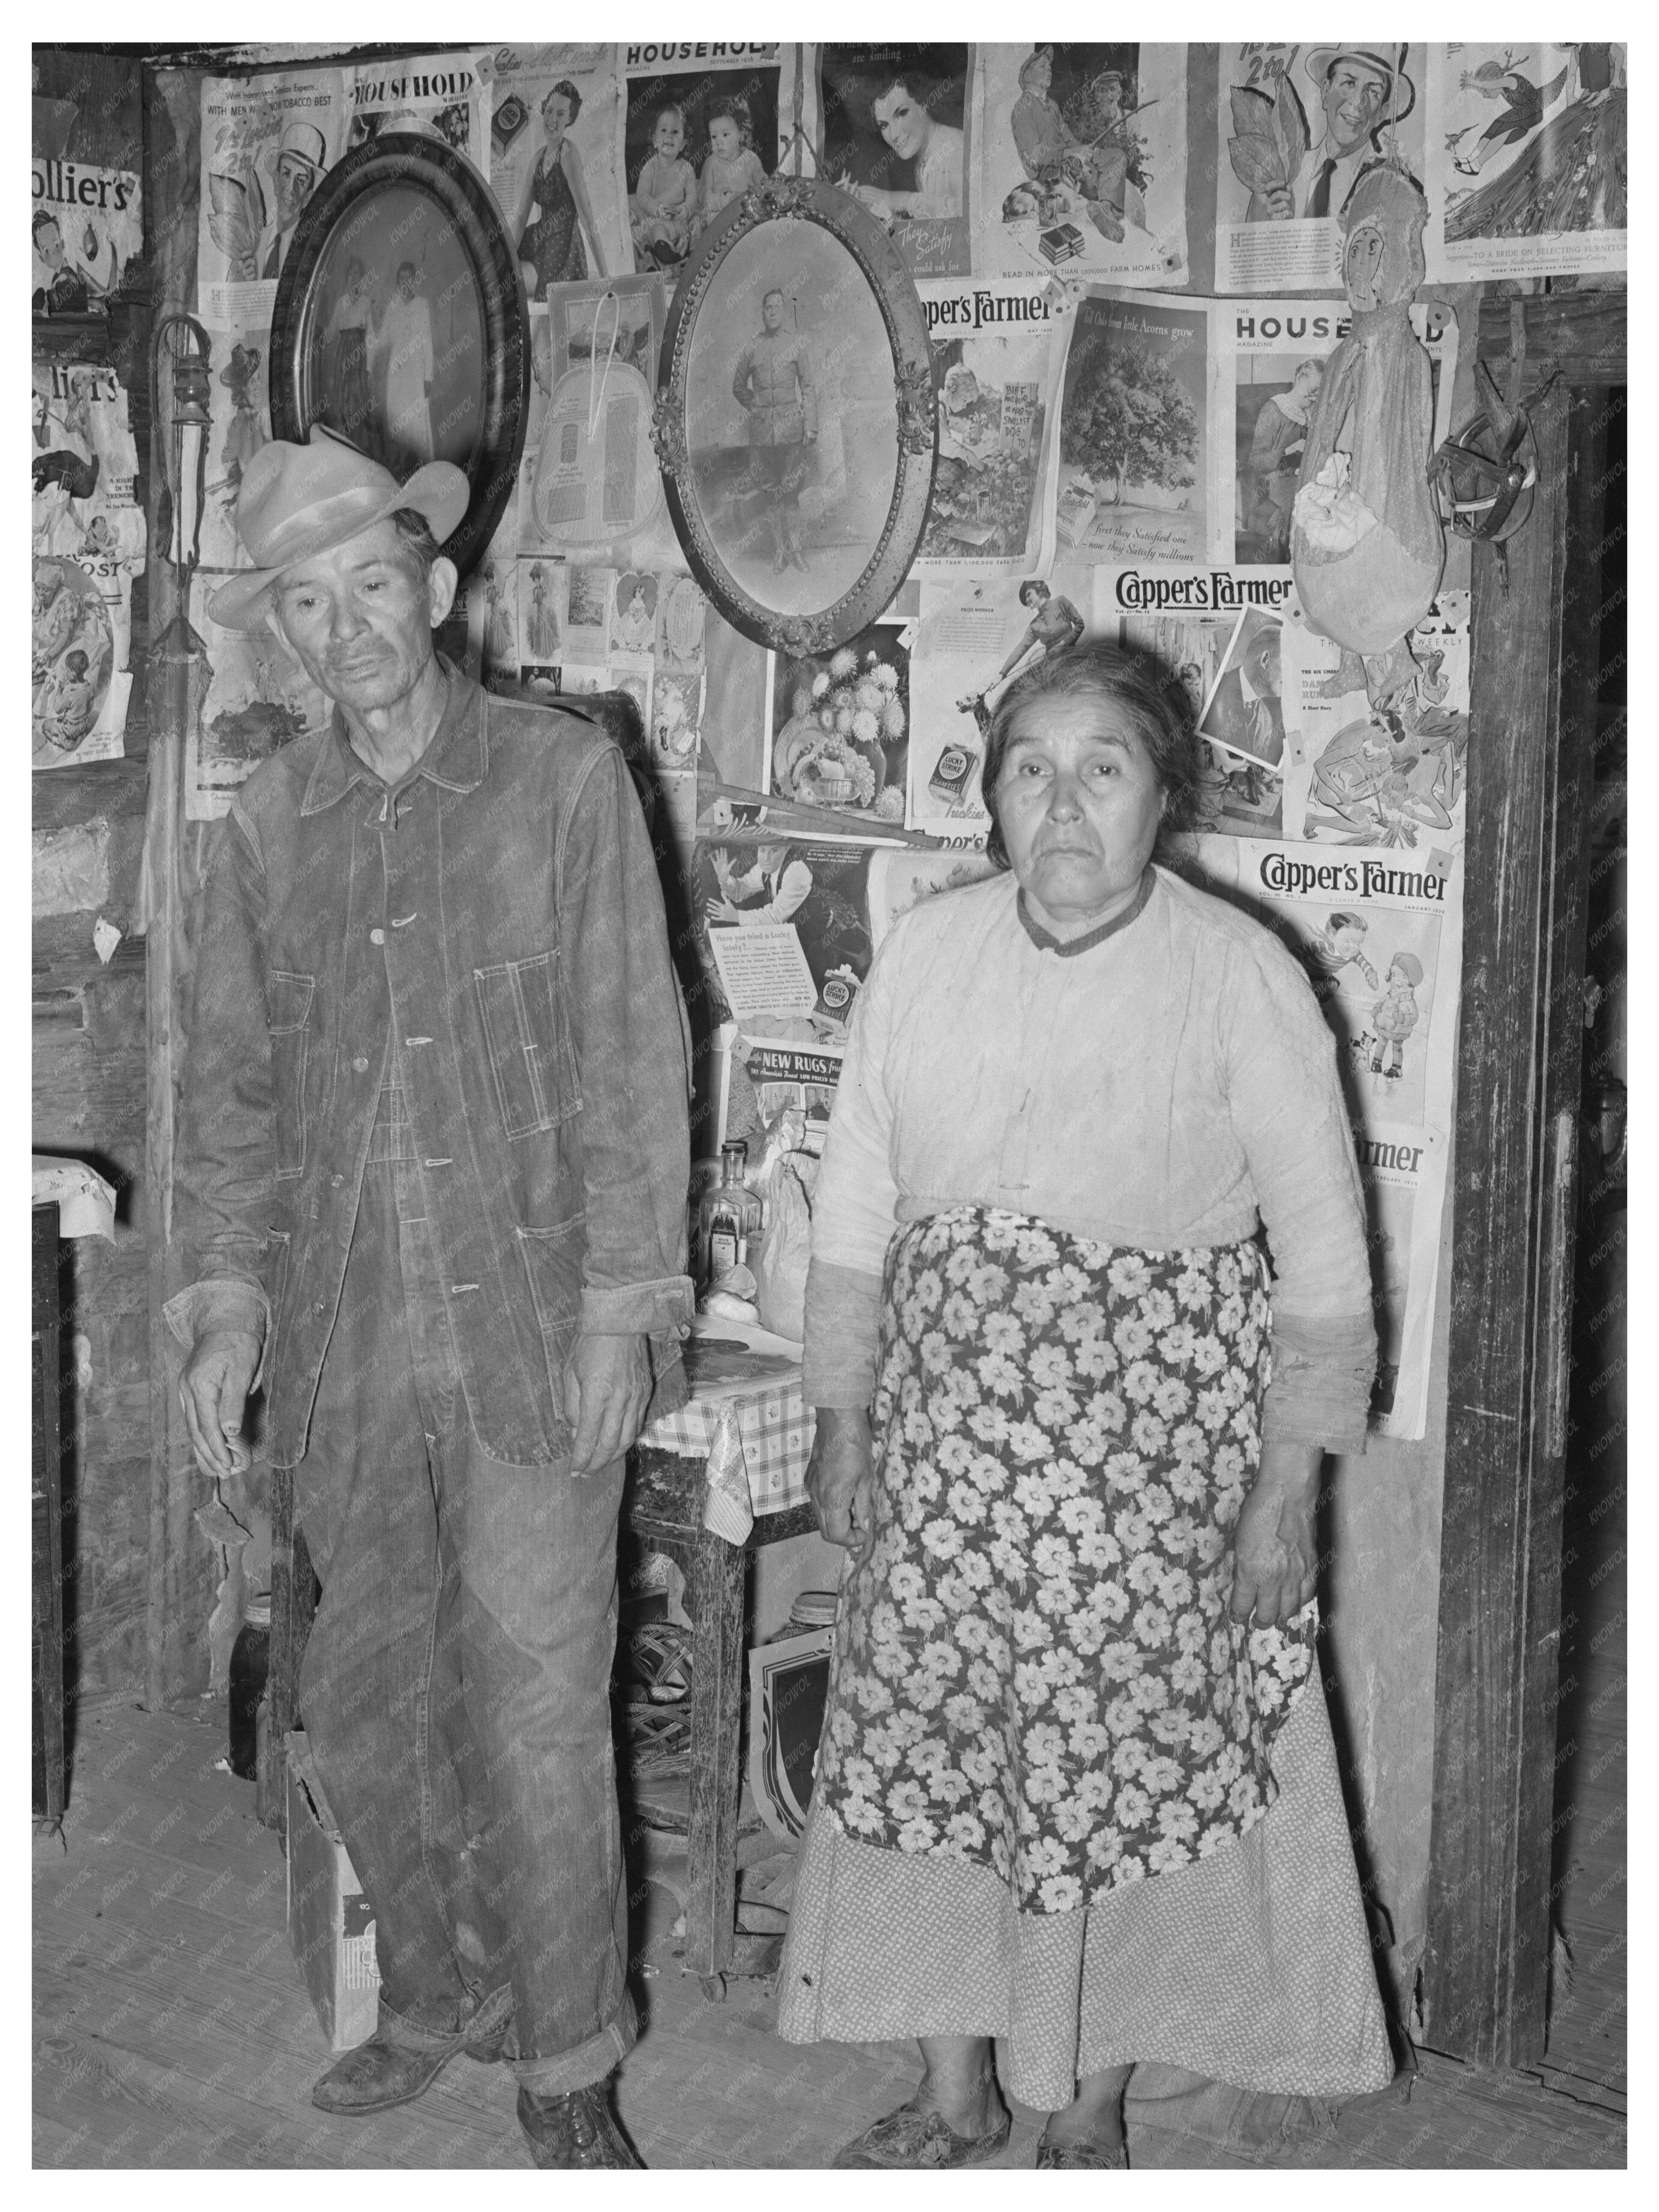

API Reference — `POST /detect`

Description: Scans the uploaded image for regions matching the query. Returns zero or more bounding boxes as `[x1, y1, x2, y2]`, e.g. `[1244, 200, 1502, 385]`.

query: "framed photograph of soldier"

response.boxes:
[652, 176, 937, 655]
[268, 131, 530, 579]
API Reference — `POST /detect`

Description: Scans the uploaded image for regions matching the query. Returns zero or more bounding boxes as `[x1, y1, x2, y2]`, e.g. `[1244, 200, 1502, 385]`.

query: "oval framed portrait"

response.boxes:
[653, 177, 937, 655]
[269, 132, 530, 580]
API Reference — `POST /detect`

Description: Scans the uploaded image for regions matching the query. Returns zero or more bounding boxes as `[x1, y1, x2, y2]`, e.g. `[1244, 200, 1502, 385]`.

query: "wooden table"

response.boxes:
[623, 1442, 818, 1998]
[263, 1414, 819, 2001]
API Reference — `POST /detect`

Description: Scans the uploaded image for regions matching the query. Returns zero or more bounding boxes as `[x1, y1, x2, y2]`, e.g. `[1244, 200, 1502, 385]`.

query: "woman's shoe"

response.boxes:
[1035, 2128, 1129, 2170]
[833, 2099, 1012, 2169]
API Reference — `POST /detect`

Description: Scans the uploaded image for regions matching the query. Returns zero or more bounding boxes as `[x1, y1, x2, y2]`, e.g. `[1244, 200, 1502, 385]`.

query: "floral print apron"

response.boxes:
[813, 1207, 1316, 1914]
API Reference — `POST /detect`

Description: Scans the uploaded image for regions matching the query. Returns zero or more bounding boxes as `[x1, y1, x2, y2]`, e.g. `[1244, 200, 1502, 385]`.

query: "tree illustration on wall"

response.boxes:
[1060, 334, 1200, 505]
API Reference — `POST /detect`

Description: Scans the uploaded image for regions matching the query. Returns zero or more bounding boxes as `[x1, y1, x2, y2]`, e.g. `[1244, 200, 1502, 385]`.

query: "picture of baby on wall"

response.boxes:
[630, 103, 698, 268]
[696, 95, 769, 239]
[1370, 951, 1423, 1080]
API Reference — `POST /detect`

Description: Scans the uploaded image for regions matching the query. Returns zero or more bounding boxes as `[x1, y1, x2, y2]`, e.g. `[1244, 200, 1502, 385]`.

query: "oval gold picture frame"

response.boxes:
[653, 177, 937, 656]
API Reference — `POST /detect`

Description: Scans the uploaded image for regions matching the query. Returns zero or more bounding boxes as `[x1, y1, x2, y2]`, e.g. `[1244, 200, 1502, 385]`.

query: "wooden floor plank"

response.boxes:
[35, 1696, 1625, 2170]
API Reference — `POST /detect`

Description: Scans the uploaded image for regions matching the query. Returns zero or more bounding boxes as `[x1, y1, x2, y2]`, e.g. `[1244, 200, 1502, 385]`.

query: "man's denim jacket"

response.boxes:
[165, 663, 694, 1469]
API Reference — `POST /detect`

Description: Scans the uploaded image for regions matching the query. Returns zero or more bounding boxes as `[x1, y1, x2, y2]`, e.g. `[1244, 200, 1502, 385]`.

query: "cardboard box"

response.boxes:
[286, 1730, 379, 2051]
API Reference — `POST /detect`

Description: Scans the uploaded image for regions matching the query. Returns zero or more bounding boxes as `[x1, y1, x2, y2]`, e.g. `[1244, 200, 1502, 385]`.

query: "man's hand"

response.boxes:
[564, 1333, 653, 1478]
[179, 1328, 261, 1481]
[1229, 1442, 1323, 1627]
[1251, 182, 1296, 221]
[806, 1405, 876, 1564]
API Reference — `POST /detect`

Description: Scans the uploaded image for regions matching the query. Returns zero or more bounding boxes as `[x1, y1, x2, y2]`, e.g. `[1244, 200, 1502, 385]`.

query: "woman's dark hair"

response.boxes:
[872, 71, 937, 123]
[543, 79, 582, 123]
[980, 639, 1204, 870]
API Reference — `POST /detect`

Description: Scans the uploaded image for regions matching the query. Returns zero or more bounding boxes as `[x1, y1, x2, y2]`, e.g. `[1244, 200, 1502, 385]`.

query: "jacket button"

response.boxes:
[330, 1173, 344, 1188]
[352, 1055, 370, 1074]
[369, 927, 386, 946]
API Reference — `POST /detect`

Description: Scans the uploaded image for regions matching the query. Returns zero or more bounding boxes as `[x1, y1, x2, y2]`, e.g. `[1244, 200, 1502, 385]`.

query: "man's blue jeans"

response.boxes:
[295, 1143, 636, 2095]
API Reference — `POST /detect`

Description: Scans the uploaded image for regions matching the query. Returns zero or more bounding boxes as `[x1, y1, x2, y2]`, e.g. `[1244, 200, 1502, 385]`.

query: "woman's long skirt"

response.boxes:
[776, 1207, 1393, 2108]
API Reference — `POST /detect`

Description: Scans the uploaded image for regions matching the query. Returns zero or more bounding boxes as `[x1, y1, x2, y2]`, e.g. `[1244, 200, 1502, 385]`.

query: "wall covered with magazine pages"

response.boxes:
[144, 41, 1624, 1988]
[172, 37, 1633, 1443]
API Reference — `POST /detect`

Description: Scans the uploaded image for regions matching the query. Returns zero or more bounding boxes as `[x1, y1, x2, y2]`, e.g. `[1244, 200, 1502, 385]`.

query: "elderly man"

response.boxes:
[261, 119, 327, 277]
[1249, 46, 1411, 221]
[168, 426, 691, 2169]
[731, 286, 817, 574]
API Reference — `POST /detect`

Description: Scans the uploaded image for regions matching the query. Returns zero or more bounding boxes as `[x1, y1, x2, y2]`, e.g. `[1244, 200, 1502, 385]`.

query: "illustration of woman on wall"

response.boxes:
[484, 566, 517, 670]
[322, 257, 378, 456]
[524, 562, 560, 661]
[1446, 43, 1625, 239]
[379, 260, 434, 468]
[848, 67, 965, 225]
[218, 343, 268, 502]
[516, 80, 607, 297]
[957, 578, 1084, 735]
[1244, 358, 1321, 562]
[630, 102, 699, 267]
[695, 95, 768, 240]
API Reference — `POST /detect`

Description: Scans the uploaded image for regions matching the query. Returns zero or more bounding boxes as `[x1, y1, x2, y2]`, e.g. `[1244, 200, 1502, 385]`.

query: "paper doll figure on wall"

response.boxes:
[1290, 160, 1444, 712]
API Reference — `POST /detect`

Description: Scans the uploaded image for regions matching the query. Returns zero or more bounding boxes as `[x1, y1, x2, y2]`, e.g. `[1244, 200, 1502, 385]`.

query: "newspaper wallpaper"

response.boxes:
[177, 40, 1623, 1435]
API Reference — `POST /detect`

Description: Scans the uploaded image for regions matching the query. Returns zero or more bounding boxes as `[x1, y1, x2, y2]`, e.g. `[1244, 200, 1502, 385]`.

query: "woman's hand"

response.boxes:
[807, 1405, 876, 1564]
[1229, 1441, 1323, 1628]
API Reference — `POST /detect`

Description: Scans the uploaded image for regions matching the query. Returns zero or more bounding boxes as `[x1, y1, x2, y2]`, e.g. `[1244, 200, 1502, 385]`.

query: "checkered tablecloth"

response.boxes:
[638, 1358, 816, 1544]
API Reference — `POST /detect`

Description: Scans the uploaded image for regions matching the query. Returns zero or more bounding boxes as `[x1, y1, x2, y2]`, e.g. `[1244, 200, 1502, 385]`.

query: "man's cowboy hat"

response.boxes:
[1303, 46, 1416, 126]
[206, 425, 468, 629]
[277, 119, 327, 176]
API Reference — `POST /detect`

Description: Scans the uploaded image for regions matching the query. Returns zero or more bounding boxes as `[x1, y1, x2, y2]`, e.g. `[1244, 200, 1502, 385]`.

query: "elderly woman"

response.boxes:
[776, 641, 1393, 2169]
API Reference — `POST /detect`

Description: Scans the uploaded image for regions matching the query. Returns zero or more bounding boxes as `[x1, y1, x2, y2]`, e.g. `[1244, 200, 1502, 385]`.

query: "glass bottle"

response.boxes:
[699, 1141, 762, 1283]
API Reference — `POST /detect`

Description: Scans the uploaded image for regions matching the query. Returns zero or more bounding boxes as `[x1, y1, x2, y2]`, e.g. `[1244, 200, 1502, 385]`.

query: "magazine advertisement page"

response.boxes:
[186, 614, 333, 821]
[914, 278, 1062, 573]
[702, 840, 998, 1153]
[807, 44, 972, 280]
[345, 53, 487, 178]
[1424, 42, 1626, 281]
[1051, 288, 1219, 570]
[1183, 834, 1463, 1441]
[619, 41, 799, 276]
[1281, 589, 1471, 850]
[32, 161, 141, 318]
[197, 68, 350, 323]
[695, 838, 873, 1032]
[908, 572, 1093, 840]
[1214, 42, 1427, 294]
[765, 615, 916, 828]
[1224, 297, 1458, 570]
[481, 44, 629, 299]
[32, 359, 144, 768]
[970, 43, 1187, 285]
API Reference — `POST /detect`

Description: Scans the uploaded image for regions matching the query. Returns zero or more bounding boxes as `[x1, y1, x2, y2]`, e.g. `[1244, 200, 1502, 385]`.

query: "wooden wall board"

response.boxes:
[1424, 381, 1605, 2065]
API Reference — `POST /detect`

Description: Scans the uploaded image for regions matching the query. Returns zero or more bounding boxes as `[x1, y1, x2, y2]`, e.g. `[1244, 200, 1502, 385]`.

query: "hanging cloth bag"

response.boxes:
[530, 289, 665, 548]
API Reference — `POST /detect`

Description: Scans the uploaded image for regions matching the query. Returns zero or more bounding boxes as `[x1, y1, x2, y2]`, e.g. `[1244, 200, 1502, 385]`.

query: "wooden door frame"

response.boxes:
[1424, 293, 1623, 2064]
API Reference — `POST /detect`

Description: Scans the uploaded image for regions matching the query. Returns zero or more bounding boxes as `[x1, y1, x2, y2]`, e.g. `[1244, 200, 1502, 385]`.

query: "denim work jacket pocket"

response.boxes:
[515, 1217, 585, 1445]
[474, 949, 581, 1140]
[266, 971, 316, 1181]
